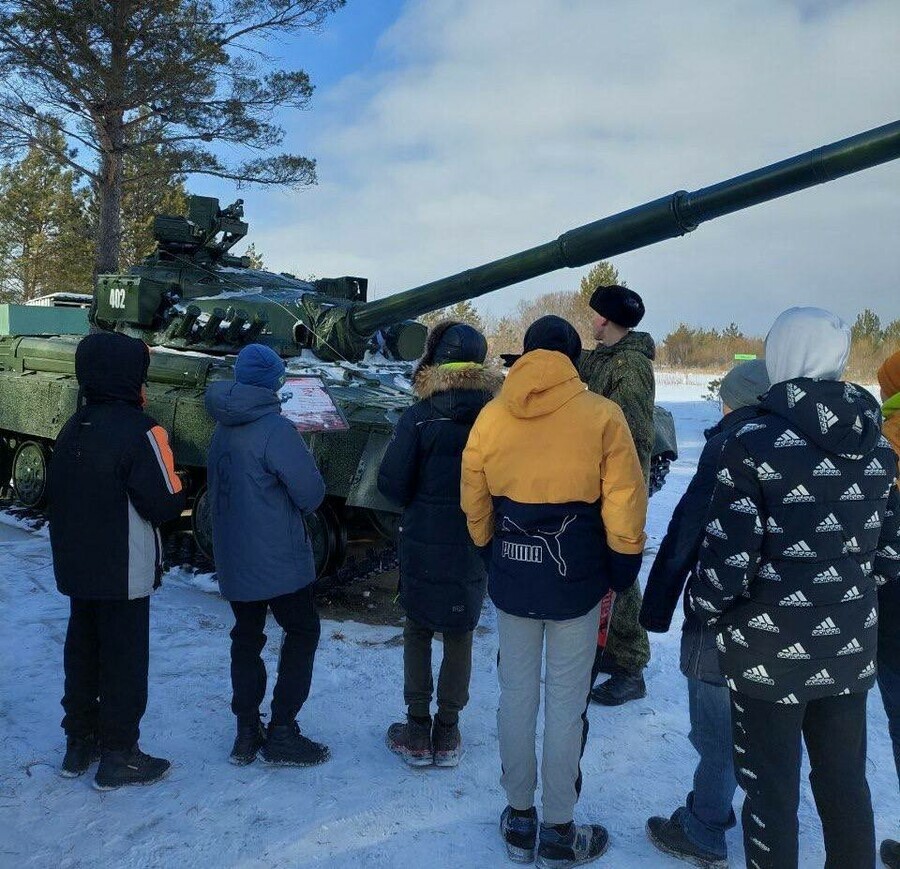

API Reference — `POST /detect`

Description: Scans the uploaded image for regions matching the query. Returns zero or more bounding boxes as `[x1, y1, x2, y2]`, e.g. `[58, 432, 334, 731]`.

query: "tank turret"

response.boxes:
[92, 120, 900, 364]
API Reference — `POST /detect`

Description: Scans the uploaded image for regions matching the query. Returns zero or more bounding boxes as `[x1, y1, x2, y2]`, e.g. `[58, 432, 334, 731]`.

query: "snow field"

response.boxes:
[1, 383, 897, 868]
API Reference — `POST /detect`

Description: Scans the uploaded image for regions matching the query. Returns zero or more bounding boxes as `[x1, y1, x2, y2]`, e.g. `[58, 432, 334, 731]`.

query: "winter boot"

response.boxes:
[229, 715, 266, 765]
[386, 716, 433, 767]
[535, 821, 609, 869]
[500, 805, 538, 864]
[260, 722, 331, 767]
[882, 839, 900, 869]
[432, 718, 462, 767]
[93, 745, 171, 791]
[590, 671, 646, 706]
[60, 733, 100, 778]
[646, 811, 727, 869]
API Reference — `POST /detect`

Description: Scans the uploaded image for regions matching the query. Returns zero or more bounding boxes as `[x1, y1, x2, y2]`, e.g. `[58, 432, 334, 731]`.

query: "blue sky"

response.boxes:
[288, 2, 406, 89]
[200, 0, 900, 338]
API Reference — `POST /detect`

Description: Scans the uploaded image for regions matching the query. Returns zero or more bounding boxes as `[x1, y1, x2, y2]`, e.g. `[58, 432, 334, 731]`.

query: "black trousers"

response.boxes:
[229, 585, 320, 726]
[731, 690, 874, 869]
[61, 596, 150, 751]
[403, 617, 473, 725]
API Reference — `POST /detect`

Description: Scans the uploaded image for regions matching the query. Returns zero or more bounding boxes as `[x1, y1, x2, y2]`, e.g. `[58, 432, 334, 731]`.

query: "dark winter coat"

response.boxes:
[49, 334, 187, 600]
[377, 364, 501, 633]
[461, 351, 647, 621]
[688, 378, 900, 703]
[641, 405, 765, 684]
[206, 381, 325, 602]
[577, 331, 656, 485]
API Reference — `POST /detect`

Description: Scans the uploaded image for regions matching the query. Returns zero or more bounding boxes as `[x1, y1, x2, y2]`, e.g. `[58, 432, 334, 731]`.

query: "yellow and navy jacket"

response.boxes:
[461, 349, 647, 620]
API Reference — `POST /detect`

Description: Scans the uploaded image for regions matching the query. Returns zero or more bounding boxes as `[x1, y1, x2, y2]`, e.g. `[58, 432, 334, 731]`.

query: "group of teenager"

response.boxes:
[46, 282, 900, 869]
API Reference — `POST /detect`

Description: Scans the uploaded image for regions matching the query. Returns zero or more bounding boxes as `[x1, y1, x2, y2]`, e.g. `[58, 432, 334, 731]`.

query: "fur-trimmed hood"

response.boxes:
[413, 363, 503, 400]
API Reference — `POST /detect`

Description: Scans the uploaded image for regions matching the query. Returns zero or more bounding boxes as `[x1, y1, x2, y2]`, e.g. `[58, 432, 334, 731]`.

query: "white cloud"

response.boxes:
[242, 0, 900, 338]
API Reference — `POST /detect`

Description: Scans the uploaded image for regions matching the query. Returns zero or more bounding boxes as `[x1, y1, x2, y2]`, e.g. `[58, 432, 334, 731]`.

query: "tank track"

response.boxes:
[1, 503, 396, 593]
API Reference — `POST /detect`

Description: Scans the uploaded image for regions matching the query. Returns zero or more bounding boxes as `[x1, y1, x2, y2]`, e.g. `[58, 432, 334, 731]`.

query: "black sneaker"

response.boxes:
[882, 839, 900, 869]
[386, 716, 433, 768]
[93, 746, 171, 791]
[260, 722, 331, 767]
[500, 805, 538, 864]
[536, 821, 609, 868]
[590, 671, 646, 706]
[230, 715, 266, 766]
[646, 812, 727, 868]
[60, 733, 100, 778]
[432, 719, 462, 768]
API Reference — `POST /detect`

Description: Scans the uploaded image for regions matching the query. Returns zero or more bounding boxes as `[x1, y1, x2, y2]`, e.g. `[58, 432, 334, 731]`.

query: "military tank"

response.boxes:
[1, 119, 898, 579]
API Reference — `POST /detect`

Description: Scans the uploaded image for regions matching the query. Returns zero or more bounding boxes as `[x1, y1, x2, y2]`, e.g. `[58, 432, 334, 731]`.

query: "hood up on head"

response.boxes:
[765, 307, 851, 385]
[205, 380, 283, 427]
[761, 378, 883, 459]
[502, 349, 586, 420]
[75, 332, 149, 406]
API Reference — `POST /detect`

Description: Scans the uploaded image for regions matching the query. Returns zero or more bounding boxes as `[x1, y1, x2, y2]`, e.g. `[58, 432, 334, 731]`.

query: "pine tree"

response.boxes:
[0, 135, 93, 302]
[242, 243, 266, 271]
[578, 261, 623, 304]
[116, 132, 188, 269]
[420, 300, 485, 333]
[0, 0, 344, 276]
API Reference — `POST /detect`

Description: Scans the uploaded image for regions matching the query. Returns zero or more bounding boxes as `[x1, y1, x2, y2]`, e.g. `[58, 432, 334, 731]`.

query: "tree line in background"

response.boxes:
[422, 263, 899, 380]
[1, 146, 896, 380]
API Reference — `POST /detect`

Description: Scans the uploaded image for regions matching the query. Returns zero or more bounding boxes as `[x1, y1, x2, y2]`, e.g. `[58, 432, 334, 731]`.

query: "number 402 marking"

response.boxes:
[108, 287, 126, 309]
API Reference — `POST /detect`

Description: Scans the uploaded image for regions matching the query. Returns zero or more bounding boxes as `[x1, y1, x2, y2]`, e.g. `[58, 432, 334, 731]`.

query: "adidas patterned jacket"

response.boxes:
[687, 378, 900, 703]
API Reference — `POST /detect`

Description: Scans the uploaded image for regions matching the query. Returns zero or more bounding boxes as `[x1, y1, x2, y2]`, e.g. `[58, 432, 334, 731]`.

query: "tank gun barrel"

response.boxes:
[350, 120, 900, 336]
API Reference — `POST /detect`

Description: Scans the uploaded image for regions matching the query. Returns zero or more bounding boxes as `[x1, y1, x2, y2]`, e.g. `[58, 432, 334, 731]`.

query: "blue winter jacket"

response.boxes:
[205, 381, 325, 601]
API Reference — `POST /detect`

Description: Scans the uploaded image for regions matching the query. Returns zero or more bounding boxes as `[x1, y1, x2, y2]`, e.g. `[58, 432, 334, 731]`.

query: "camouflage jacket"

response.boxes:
[578, 331, 656, 484]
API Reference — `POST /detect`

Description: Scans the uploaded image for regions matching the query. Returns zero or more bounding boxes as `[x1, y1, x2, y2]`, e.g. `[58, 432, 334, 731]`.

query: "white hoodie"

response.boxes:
[765, 306, 851, 385]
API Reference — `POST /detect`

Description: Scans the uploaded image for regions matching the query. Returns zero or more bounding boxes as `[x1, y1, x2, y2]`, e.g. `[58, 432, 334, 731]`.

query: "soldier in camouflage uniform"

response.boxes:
[577, 284, 655, 705]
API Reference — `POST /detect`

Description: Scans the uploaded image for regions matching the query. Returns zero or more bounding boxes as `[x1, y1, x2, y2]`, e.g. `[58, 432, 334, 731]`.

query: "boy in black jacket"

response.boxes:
[640, 360, 769, 868]
[49, 333, 186, 789]
[378, 322, 500, 767]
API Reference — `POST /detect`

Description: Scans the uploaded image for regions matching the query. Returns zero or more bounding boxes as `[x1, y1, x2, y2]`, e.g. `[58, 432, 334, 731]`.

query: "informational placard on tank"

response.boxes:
[279, 376, 349, 432]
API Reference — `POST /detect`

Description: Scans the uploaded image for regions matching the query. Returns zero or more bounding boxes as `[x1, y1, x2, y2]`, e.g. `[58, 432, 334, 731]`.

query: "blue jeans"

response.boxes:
[678, 676, 737, 858]
[878, 657, 900, 788]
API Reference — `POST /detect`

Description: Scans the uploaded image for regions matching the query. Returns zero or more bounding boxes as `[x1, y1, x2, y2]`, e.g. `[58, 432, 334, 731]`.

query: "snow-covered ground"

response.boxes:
[1, 380, 897, 868]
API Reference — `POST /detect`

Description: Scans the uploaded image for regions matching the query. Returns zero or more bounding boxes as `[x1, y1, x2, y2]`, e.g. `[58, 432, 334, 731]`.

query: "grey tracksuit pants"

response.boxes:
[496, 603, 601, 825]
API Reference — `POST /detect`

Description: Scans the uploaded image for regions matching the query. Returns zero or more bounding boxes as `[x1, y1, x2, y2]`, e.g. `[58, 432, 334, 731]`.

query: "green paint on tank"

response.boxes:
[1, 119, 898, 577]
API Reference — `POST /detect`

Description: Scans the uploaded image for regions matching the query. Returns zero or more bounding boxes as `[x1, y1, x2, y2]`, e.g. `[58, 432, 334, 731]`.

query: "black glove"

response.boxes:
[649, 455, 672, 498]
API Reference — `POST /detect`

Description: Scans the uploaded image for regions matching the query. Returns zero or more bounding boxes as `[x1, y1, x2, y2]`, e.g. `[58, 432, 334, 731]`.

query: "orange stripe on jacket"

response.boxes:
[147, 426, 182, 494]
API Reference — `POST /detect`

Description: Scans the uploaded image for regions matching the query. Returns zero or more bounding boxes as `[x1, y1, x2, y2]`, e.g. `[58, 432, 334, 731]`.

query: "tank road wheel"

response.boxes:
[12, 440, 51, 509]
[191, 485, 214, 562]
[306, 501, 347, 579]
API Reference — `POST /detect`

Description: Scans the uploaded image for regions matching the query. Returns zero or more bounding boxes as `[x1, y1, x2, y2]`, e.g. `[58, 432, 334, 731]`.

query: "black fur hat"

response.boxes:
[413, 320, 488, 378]
[588, 284, 645, 328]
